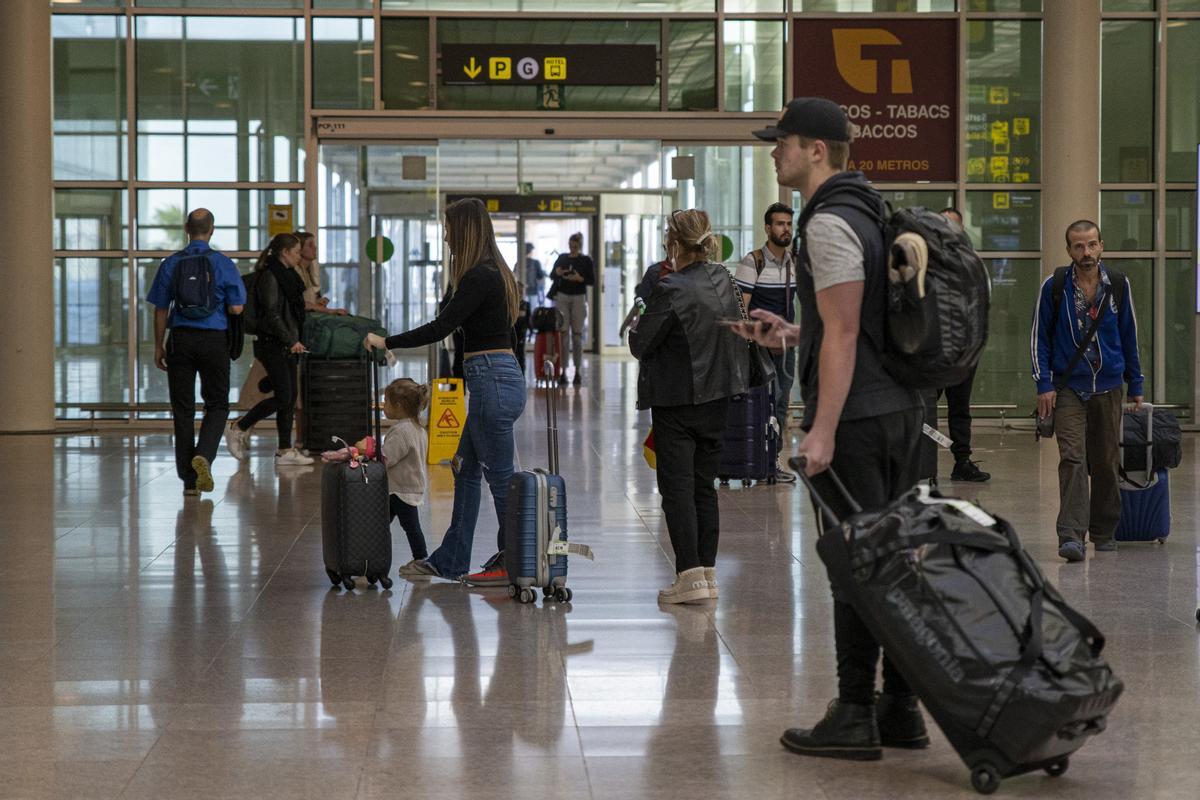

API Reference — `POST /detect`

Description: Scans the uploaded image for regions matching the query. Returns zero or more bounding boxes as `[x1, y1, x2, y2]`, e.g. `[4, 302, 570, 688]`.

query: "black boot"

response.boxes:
[780, 700, 881, 761]
[875, 693, 930, 749]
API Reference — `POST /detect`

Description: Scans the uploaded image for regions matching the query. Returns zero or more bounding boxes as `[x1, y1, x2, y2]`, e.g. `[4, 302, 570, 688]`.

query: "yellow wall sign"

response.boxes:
[428, 379, 466, 464]
[267, 204, 293, 237]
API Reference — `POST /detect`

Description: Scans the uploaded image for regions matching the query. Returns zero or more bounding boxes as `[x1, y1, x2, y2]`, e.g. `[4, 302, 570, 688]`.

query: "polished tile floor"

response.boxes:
[3, 359, 1199, 798]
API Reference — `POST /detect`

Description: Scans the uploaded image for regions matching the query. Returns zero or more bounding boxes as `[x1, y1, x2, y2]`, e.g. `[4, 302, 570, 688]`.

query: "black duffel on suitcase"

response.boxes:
[795, 458, 1122, 795]
[321, 358, 393, 592]
[1120, 405, 1182, 473]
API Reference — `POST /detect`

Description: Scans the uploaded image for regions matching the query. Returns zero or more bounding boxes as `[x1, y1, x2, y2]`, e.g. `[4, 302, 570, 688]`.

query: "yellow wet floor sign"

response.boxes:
[428, 378, 466, 464]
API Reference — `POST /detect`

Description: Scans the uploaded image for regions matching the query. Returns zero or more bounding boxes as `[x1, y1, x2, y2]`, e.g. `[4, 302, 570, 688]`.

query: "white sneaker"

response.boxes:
[224, 423, 248, 461]
[658, 567, 711, 605]
[704, 567, 718, 600]
[276, 448, 314, 466]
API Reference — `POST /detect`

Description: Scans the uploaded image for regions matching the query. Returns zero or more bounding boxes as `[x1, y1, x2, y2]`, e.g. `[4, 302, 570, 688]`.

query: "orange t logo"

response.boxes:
[832, 29, 914, 95]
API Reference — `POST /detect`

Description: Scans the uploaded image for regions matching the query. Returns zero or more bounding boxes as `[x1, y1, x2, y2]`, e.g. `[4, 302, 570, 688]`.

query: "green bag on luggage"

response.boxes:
[302, 314, 386, 359]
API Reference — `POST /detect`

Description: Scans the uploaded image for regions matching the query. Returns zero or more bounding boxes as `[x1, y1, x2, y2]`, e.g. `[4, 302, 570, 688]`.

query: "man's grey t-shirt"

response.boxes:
[806, 212, 864, 291]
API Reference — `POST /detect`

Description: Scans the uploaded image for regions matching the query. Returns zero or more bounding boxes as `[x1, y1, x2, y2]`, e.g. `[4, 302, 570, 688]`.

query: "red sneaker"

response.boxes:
[464, 563, 509, 587]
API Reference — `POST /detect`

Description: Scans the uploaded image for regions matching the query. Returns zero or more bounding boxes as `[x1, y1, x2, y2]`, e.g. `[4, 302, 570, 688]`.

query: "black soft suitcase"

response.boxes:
[717, 383, 779, 485]
[794, 458, 1123, 795]
[321, 359, 393, 592]
[505, 359, 594, 604]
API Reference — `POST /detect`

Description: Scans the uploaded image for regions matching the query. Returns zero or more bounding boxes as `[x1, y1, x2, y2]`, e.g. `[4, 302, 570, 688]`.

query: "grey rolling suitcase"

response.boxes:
[321, 358, 393, 591]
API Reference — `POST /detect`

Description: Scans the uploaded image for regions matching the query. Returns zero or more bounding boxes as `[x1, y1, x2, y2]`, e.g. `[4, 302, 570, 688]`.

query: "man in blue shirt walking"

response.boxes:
[1032, 220, 1144, 560]
[146, 209, 246, 496]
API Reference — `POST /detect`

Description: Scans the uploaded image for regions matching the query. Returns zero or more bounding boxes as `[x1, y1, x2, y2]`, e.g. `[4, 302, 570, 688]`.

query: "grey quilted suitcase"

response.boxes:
[321, 359, 393, 591]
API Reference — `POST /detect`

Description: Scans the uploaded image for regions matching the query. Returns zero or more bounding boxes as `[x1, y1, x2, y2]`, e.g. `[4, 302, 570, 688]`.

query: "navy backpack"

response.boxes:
[171, 252, 220, 320]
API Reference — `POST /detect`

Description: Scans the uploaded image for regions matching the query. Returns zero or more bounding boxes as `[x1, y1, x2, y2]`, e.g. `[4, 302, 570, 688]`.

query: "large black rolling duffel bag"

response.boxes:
[793, 457, 1123, 795]
[321, 358, 392, 592]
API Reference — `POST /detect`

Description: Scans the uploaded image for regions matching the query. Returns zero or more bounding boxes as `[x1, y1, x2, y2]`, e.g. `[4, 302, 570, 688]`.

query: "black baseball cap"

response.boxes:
[752, 97, 852, 143]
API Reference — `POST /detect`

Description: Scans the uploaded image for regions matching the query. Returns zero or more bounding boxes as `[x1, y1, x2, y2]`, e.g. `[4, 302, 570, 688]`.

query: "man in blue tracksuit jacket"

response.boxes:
[1031, 220, 1144, 561]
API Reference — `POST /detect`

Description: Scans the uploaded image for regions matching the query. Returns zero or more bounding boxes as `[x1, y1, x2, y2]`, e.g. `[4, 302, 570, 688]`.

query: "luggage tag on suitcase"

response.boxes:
[922, 424, 953, 449]
[915, 483, 997, 528]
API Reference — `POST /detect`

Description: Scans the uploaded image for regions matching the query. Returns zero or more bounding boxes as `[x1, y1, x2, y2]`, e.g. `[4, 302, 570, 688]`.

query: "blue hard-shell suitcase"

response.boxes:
[718, 383, 779, 485]
[1116, 404, 1171, 544]
[504, 359, 594, 604]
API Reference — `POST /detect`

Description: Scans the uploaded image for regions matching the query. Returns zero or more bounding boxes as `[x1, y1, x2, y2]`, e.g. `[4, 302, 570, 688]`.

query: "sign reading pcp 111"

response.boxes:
[793, 19, 958, 182]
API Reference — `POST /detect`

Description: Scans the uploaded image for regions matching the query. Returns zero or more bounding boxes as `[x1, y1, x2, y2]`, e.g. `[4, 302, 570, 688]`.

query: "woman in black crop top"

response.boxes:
[365, 197, 526, 583]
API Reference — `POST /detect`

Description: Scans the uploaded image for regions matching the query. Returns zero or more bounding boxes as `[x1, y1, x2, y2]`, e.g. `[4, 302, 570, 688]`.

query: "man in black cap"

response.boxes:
[737, 98, 926, 761]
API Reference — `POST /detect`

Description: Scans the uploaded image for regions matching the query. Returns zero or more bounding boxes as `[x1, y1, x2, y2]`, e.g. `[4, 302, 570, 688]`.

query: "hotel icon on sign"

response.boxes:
[544, 57, 566, 81]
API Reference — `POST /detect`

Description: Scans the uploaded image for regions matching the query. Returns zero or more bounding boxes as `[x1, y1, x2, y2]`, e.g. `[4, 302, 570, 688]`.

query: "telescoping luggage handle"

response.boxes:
[543, 358, 560, 474]
[789, 456, 861, 527]
[1120, 401, 1156, 489]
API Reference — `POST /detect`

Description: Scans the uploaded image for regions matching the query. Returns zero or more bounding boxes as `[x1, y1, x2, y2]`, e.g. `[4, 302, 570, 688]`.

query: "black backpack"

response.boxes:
[171, 252, 220, 320]
[879, 207, 991, 391]
[531, 306, 561, 333]
[241, 270, 262, 336]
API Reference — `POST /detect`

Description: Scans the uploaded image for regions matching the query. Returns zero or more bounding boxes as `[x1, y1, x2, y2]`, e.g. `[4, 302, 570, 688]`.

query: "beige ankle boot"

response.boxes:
[658, 567, 710, 604]
[704, 567, 718, 599]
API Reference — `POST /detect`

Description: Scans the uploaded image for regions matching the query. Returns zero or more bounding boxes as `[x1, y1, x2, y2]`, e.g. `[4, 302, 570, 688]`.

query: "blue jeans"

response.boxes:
[426, 352, 527, 578]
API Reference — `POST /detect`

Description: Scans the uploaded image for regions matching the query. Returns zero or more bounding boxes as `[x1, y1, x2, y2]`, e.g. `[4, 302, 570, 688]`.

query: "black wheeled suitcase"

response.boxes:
[794, 458, 1123, 795]
[717, 384, 779, 486]
[321, 359, 393, 592]
[504, 360, 594, 604]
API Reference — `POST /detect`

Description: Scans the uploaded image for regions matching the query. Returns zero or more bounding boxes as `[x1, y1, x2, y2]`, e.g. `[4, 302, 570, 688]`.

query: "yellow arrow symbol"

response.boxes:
[537, 200, 547, 211]
[463, 57, 482, 79]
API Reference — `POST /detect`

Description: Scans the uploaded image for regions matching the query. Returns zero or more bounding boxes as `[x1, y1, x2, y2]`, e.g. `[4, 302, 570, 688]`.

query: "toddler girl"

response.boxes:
[382, 378, 431, 572]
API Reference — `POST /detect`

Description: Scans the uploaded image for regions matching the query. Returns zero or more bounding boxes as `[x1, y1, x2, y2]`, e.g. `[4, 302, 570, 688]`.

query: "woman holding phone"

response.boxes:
[629, 209, 748, 604]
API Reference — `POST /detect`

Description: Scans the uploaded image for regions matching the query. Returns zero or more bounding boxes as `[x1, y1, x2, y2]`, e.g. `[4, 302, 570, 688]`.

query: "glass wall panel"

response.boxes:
[381, 1, 711, 8]
[726, 0, 785, 9]
[315, 0, 371, 7]
[967, 0, 1042, 9]
[877, 190, 956, 213]
[135, 17, 303, 182]
[1100, 190, 1154, 251]
[1108, 258, 1153, 384]
[135, 1, 303, 7]
[1102, 0, 1154, 9]
[724, 20, 785, 113]
[668, 145, 779, 267]
[1101, 21, 1154, 183]
[436, 19, 660, 112]
[314, 18, 375, 110]
[669, 22, 717, 112]
[801, 1, 955, 9]
[965, 21, 1042, 184]
[1166, 20, 1200, 181]
[1164, 191, 1197, 252]
[1167, 0, 1200, 8]
[55, 258, 129, 415]
[54, 1, 124, 7]
[136, 188, 305, 251]
[1165, 258, 1195, 406]
[54, 189, 128, 251]
[380, 18, 430, 110]
[52, 15, 126, 181]
[973, 258, 1039, 416]
[964, 190, 1040, 251]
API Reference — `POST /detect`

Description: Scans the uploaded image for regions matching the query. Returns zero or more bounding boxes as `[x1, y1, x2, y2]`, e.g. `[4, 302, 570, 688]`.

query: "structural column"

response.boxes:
[0, 0, 54, 432]
[1040, 0, 1102, 275]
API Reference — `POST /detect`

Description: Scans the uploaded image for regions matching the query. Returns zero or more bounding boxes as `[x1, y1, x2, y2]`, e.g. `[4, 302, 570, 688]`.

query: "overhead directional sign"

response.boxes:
[447, 194, 599, 215]
[442, 45, 656, 87]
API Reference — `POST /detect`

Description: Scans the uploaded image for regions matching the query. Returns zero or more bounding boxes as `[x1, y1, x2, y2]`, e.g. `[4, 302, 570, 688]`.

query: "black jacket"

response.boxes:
[629, 260, 748, 409]
[256, 262, 305, 346]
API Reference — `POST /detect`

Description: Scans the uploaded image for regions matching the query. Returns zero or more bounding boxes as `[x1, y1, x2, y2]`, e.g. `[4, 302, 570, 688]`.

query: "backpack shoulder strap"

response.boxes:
[1104, 266, 1127, 311]
[751, 248, 765, 277]
[1049, 266, 1070, 338]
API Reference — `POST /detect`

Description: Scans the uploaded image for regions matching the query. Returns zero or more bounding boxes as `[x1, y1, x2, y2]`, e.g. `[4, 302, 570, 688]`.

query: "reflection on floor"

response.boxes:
[2, 361, 1198, 798]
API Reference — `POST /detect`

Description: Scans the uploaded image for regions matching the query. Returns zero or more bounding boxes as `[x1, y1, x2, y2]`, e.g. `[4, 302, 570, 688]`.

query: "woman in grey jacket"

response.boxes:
[630, 209, 749, 604]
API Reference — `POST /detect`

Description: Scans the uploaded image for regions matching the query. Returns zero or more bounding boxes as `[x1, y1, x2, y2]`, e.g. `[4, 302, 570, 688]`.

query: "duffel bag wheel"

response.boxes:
[379, 576, 393, 590]
[1195, 607, 1200, 623]
[341, 576, 356, 592]
[518, 587, 537, 604]
[555, 587, 573, 603]
[1045, 757, 1069, 778]
[326, 569, 341, 587]
[970, 764, 1001, 795]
